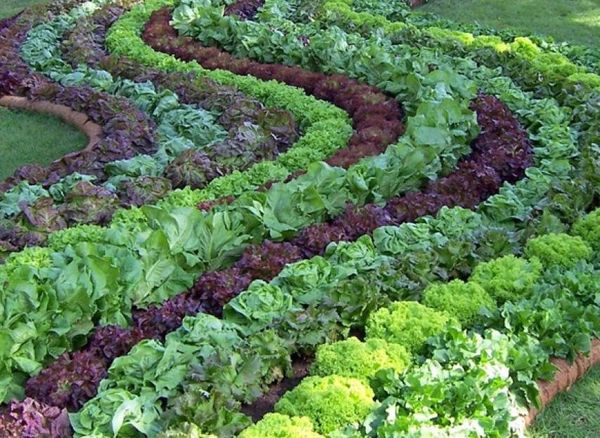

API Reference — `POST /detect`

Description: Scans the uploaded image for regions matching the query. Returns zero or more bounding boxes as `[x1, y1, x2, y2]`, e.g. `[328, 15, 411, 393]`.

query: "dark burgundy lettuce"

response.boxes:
[119, 176, 173, 206]
[234, 241, 305, 282]
[165, 149, 225, 189]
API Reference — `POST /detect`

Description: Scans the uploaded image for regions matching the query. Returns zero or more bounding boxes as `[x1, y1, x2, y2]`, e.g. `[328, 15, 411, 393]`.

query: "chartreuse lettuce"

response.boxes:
[274, 375, 374, 434]
[245, 213, 600, 436]
[239, 414, 323, 438]
[423, 279, 496, 326]
[365, 302, 452, 353]
[311, 337, 411, 381]
[470, 255, 542, 303]
[157, 423, 216, 438]
[572, 209, 600, 253]
[525, 233, 592, 269]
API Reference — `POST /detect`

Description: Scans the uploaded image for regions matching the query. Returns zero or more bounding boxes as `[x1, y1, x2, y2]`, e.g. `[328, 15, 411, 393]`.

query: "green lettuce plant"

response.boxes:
[365, 301, 452, 353]
[423, 279, 496, 326]
[310, 336, 411, 381]
[274, 375, 374, 434]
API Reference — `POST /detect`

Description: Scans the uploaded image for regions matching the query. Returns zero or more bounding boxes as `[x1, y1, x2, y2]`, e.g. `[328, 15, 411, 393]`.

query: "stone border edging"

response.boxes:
[0, 95, 103, 158]
[525, 339, 600, 426]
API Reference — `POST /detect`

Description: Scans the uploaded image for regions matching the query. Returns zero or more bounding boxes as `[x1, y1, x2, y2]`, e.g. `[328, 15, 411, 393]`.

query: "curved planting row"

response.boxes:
[0, 0, 599, 436]
[367, 0, 600, 74]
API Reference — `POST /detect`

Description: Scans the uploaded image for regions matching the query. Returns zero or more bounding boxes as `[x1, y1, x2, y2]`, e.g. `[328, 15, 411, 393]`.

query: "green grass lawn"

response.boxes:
[528, 366, 600, 437]
[0, 107, 88, 180]
[0, 0, 49, 19]
[420, 0, 600, 47]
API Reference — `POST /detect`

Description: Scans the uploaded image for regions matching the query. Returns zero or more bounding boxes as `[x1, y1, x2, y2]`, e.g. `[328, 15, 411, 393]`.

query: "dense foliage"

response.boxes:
[311, 337, 411, 381]
[0, 0, 599, 436]
[274, 376, 375, 434]
[365, 302, 451, 353]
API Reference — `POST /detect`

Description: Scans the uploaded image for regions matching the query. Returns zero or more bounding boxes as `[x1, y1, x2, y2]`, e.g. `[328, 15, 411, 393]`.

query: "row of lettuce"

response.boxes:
[314, 0, 600, 86]
[0, 0, 487, 401]
[388, 0, 600, 74]
[67, 207, 600, 437]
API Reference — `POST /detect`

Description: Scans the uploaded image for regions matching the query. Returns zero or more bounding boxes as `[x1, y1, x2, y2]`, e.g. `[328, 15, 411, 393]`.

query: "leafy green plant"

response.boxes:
[365, 301, 453, 353]
[310, 337, 411, 381]
[572, 209, 600, 253]
[423, 279, 496, 326]
[470, 255, 542, 303]
[239, 413, 323, 438]
[157, 423, 216, 438]
[525, 233, 592, 269]
[274, 375, 375, 434]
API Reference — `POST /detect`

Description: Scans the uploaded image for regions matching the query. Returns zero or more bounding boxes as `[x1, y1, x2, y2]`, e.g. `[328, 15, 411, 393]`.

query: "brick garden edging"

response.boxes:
[0, 95, 103, 156]
[525, 339, 600, 426]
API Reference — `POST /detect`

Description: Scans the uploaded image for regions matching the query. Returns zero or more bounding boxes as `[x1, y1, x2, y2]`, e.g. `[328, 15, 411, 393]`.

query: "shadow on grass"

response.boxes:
[420, 0, 600, 47]
[0, 107, 87, 180]
[0, 0, 49, 19]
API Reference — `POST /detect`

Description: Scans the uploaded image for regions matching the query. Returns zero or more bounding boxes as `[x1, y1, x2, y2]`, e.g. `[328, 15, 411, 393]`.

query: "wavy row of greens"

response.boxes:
[260, 0, 600, 225]
[356, 0, 600, 74]
[313, 0, 600, 89]
[168, 0, 584, 226]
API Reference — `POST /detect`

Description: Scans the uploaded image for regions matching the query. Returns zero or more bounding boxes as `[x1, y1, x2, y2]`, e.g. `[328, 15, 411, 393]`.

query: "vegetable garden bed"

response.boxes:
[0, 0, 600, 436]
